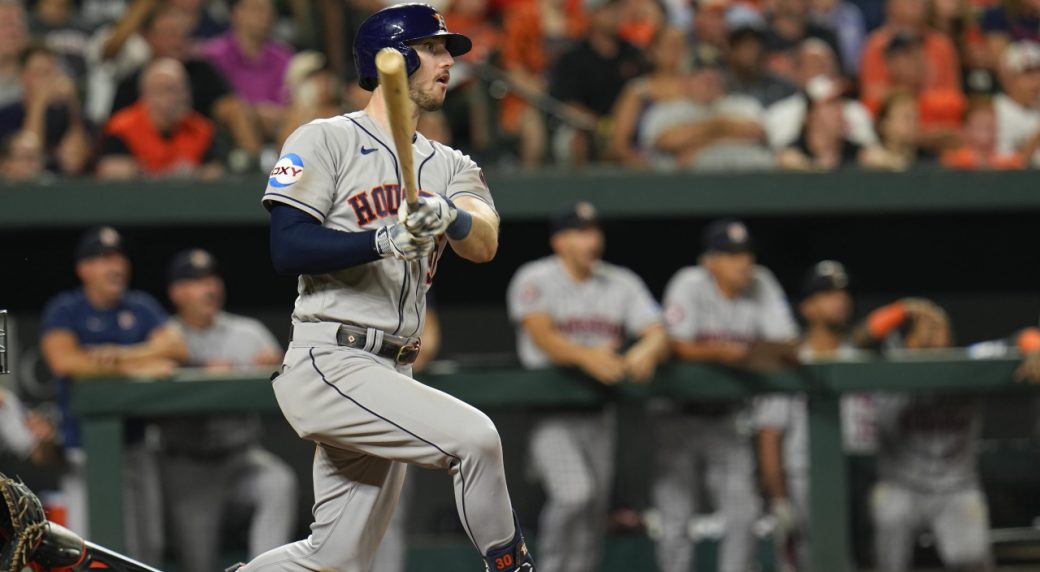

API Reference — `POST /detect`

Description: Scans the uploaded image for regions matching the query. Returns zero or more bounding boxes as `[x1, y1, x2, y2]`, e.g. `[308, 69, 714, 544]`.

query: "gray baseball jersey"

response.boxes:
[875, 394, 982, 492]
[244, 111, 520, 572]
[507, 255, 661, 572]
[753, 343, 876, 476]
[663, 266, 798, 344]
[162, 312, 281, 454]
[507, 256, 662, 368]
[655, 264, 796, 572]
[261, 111, 496, 338]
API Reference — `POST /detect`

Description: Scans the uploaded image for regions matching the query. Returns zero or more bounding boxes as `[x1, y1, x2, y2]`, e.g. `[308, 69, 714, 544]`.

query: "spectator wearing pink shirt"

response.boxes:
[200, 0, 293, 141]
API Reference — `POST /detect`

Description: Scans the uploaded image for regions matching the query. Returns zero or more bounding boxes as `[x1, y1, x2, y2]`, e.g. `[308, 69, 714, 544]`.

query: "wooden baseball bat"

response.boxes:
[375, 48, 419, 209]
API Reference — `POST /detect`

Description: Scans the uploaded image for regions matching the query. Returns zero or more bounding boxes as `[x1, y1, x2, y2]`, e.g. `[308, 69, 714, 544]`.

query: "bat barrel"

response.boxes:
[375, 48, 419, 206]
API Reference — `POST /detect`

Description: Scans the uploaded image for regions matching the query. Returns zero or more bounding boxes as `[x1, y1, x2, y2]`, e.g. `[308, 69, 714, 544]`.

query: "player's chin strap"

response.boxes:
[483, 511, 535, 572]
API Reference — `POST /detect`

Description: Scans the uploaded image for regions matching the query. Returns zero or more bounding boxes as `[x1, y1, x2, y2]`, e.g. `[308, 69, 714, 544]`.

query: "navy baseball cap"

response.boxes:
[75, 226, 125, 261]
[551, 201, 600, 235]
[801, 260, 850, 298]
[702, 219, 754, 254]
[167, 249, 221, 283]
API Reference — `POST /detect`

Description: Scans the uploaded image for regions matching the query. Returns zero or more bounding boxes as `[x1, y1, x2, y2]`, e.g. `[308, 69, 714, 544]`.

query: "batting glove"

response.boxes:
[399, 194, 457, 238]
[375, 222, 434, 261]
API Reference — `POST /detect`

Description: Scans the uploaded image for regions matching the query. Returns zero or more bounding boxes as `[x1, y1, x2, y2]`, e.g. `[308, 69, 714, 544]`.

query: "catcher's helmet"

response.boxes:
[354, 3, 472, 91]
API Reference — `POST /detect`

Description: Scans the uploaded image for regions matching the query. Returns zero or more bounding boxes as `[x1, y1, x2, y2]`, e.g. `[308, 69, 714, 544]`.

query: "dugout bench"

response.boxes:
[71, 355, 1032, 572]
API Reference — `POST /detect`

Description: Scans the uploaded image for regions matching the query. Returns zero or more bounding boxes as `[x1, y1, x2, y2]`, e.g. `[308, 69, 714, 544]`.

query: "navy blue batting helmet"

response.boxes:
[353, 3, 472, 92]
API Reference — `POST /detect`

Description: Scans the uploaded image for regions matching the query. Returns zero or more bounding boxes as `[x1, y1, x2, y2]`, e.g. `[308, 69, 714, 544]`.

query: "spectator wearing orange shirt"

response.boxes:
[499, 0, 591, 168]
[875, 32, 966, 149]
[860, 0, 962, 112]
[98, 58, 223, 180]
[941, 98, 1026, 169]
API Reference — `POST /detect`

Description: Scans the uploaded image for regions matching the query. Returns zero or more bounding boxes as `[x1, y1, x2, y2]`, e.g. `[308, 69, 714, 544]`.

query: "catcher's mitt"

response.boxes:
[0, 472, 46, 572]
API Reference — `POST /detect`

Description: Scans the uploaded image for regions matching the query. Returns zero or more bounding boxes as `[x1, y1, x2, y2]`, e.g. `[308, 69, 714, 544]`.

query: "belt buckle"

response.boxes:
[395, 340, 421, 365]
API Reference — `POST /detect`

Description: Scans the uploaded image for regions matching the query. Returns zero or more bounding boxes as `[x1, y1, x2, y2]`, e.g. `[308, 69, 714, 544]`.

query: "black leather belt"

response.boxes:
[291, 323, 421, 365]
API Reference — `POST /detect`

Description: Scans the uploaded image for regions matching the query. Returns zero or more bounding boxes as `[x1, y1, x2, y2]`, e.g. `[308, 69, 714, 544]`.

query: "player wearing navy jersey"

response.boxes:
[39, 226, 187, 566]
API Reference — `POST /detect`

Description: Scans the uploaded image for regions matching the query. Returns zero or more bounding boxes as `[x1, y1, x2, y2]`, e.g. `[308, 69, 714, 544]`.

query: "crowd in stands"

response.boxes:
[2, 0, 1040, 179]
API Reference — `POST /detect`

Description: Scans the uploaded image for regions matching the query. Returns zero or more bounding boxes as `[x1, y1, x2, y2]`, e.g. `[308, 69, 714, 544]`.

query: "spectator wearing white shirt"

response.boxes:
[764, 38, 877, 151]
[640, 50, 774, 171]
[994, 40, 1040, 166]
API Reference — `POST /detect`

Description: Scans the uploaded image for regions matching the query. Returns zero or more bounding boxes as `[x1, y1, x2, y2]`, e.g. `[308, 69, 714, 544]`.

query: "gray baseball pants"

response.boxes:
[652, 410, 761, 572]
[242, 323, 517, 572]
[162, 446, 298, 572]
[529, 410, 615, 572]
[871, 481, 992, 572]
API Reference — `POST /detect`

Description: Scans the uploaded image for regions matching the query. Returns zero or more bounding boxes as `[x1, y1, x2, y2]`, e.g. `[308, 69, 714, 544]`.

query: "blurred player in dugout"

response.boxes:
[656, 219, 798, 572]
[854, 299, 992, 572]
[40, 226, 188, 565]
[753, 260, 872, 572]
[507, 202, 669, 572]
[160, 249, 298, 572]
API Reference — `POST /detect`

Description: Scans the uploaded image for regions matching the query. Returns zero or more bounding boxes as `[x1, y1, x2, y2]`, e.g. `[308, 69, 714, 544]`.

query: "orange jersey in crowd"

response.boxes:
[940, 147, 1025, 170]
[440, 10, 501, 65]
[860, 28, 962, 110]
[104, 102, 214, 175]
[497, 0, 594, 132]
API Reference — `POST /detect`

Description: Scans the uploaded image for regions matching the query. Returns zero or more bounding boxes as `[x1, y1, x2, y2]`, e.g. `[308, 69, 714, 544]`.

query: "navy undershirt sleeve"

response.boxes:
[269, 203, 380, 275]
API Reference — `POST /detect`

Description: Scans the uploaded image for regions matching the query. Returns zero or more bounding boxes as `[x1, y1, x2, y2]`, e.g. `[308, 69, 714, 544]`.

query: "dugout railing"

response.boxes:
[70, 355, 1036, 572]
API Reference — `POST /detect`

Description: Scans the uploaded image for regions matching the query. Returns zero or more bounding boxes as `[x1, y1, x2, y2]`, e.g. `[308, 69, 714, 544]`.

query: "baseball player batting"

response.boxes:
[234, 5, 534, 572]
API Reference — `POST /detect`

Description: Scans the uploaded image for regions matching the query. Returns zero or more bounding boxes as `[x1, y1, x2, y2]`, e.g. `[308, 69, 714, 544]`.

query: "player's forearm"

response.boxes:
[670, 340, 728, 362]
[448, 198, 498, 263]
[852, 300, 909, 348]
[449, 215, 496, 262]
[633, 324, 670, 363]
[118, 328, 188, 364]
[531, 330, 599, 368]
[47, 352, 124, 379]
[757, 429, 787, 499]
